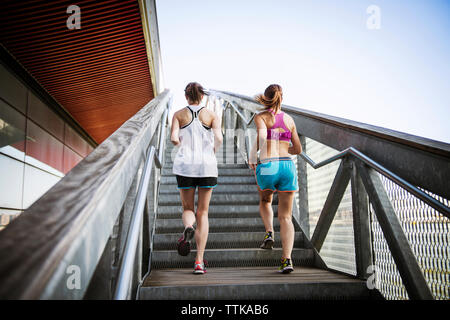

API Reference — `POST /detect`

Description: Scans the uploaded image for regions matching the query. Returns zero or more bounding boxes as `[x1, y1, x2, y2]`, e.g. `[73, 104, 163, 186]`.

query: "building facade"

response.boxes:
[0, 63, 94, 230]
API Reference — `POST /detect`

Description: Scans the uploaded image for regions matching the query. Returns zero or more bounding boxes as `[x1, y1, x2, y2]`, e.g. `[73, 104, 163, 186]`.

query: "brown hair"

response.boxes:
[184, 82, 206, 105]
[256, 84, 283, 112]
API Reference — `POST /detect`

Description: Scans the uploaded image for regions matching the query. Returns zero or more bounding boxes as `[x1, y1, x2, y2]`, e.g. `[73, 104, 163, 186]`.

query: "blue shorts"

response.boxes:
[255, 157, 299, 192]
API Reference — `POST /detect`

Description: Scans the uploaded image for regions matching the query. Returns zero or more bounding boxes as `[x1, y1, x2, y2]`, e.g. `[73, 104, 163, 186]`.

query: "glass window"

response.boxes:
[28, 92, 64, 141]
[63, 145, 82, 174]
[0, 64, 27, 114]
[64, 124, 89, 157]
[0, 154, 24, 209]
[0, 99, 26, 161]
[22, 164, 61, 209]
[25, 120, 64, 175]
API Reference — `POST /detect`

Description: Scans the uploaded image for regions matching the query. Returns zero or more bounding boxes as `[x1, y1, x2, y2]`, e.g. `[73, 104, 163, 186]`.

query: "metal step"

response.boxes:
[139, 267, 374, 300]
[157, 204, 278, 218]
[158, 193, 276, 206]
[155, 217, 294, 234]
[152, 232, 303, 251]
[151, 248, 314, 269]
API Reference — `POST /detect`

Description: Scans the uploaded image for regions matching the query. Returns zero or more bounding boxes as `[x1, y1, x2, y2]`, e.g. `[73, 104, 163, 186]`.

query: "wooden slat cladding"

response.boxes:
[0, 0, 154, 143]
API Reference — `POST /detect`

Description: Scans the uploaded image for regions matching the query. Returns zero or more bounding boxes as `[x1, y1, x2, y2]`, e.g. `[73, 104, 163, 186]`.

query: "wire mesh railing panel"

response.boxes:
[320, 182, 356, 275]
[305, 138, 356, 275]
[371, 174, 450, 300]
[370, 203, 409, 300]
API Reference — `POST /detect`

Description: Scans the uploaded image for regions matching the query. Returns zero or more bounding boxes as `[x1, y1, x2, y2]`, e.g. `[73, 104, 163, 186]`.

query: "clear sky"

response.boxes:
[156, 0, 450, 143]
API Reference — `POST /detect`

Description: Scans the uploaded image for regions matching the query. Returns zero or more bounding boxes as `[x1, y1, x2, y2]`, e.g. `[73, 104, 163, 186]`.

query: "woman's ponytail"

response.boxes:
[185, 82, 206, 105]
[256, 84, 283, 112]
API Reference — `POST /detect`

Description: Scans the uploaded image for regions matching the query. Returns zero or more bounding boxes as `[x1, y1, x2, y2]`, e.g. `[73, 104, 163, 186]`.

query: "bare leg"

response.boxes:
[259, 189, 274, 234]
[277, 191, 295, 259]
[179, 188, 196, 228]
[195, 187, 213, 263]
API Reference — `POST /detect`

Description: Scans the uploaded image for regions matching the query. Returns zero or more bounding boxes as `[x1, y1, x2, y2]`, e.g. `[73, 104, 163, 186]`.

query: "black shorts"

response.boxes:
[176, 175, 218, 189]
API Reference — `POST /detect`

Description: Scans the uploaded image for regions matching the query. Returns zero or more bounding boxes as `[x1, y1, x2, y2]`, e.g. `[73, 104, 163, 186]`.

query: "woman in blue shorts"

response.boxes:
[249, 84, 302, 273]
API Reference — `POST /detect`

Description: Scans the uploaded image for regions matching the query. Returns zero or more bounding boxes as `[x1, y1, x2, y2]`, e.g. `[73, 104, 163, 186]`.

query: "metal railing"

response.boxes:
[208, 89, 450, 300]
[115, 106, 170, 300]
[0, 90, 172, 299]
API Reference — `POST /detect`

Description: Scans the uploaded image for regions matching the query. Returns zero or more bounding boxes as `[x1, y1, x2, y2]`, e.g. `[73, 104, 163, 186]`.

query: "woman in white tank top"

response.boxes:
[170, 82, 223, 274]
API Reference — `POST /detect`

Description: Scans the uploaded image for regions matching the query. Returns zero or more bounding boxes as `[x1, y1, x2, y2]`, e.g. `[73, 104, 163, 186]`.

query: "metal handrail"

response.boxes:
[300, 148, 450, 218]
[225, 100, 255, 125]
[157, 99, 171, 163]
[114, 146, 157, 300]
[114, 101, 171, 300]
[136, 97, 172, 300]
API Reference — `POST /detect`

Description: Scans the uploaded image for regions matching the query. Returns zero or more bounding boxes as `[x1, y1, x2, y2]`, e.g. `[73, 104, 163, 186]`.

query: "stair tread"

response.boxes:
[150, 248, 314, 269]
[158, 193, 273, 205]
[153, 232, 303, 250]
[143, 266, 363, 287]
[155, 217, 295, 233]
[139, 266, 373, 300]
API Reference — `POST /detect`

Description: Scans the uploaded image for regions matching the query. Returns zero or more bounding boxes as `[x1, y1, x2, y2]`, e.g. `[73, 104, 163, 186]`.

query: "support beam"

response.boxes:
[297, 136, 310, 239]
[356, 161, 433, 300]
[311, 159, 352, 251]
[351, 161, 373, 279]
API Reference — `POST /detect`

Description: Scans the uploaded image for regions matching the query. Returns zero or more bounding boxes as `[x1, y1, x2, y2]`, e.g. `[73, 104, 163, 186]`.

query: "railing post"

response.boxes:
[297, 136, 310, 239]
[351, 160, 373, 280]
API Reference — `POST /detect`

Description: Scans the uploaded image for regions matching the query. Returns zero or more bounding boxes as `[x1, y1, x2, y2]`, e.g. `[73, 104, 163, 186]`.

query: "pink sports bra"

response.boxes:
[266, 109, 292, 142]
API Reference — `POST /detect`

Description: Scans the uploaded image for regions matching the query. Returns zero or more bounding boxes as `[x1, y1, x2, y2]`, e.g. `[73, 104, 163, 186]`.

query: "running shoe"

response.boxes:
[278, 258, 294, 274]
[260, 231, 274, 250]
[177, 226, 195, 256]
[193, 261, 207, 274]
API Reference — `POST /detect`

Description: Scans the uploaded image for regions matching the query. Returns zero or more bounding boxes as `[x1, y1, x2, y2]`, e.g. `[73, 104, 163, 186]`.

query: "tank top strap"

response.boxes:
[194, 107, 204, 118]
[187, 106, 204, 119]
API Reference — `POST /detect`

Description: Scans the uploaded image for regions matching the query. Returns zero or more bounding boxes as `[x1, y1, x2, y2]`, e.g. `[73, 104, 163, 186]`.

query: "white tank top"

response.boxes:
[172, 105, 218, 177]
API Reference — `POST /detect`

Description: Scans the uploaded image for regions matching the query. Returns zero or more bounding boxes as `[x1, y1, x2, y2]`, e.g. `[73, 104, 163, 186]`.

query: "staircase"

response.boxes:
[138, 140, 378, 300]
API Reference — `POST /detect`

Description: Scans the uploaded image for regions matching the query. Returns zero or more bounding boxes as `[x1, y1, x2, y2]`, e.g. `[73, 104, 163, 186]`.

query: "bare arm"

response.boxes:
[211, 113, 223, 152]
[288, 118, 302, 155]
[249, 114, 267, 170]
[170, 113, 181, 146]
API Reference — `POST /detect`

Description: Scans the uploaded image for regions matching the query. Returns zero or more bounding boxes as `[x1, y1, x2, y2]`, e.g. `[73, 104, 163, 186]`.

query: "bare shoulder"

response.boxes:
[254, 112, 269, 128]
[255, 110, 270, 121]
[173, 108, 184, 117]
[203, 108, 217, 118]
[283, 112, 296, 130]
[254, 112, 264, 122]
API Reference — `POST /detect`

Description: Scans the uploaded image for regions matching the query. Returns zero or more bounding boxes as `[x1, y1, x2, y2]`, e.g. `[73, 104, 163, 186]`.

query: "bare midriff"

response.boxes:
[259, 138, 291, 160]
